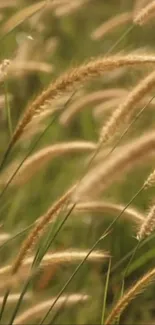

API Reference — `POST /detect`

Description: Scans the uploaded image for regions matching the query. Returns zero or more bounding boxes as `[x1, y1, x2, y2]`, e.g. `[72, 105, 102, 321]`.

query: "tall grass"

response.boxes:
[1, 0, 155, 324]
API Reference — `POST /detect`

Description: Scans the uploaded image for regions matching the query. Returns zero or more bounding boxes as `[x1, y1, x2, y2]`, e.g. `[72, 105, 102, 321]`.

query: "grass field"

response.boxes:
[1, 0, 155, 324]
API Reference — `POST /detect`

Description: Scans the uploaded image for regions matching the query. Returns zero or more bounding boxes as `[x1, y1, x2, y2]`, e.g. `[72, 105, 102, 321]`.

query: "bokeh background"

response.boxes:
[0, 0, 155, 324]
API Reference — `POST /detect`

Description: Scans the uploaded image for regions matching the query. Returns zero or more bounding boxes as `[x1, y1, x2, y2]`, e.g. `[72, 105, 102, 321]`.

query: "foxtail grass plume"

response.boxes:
[11, 185, 75, 274]
[1, 141, 96, 186]
[73, 131, 155, 199]
[55, 0, 89, 17]
[0, 250, 108, 276]
[0, 59, 10, 82]
[91, 11, 132, 40]
[105, 267, 155, 324]
[99, 70, 155, 145]
[8, 60, 53, 76]
[2, 1, 46, 35]
[94, 94, 155, 119]
[133, 0, 150, 14]
[94, 97, 126, 119]
[144, 168, 155, 189]
[60, 88, 128, 125]
[136, 204, 155, 241]
[73, 201, 144, 223]
[0, 1, 17, 9]
[0, 293, 32, 304]
[8, 54, 155, 150]
[134, 1, 155, 25]
[0, 232, 11, 244]
[13, 294, 89, 325]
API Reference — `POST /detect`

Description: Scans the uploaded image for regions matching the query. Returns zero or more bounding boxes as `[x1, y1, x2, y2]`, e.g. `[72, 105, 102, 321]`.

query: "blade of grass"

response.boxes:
[101, 258, 111, 324]
[117, 241, 141, 324]
[32, 203, 76, 269]
[105, 25, 134, 56]
[8, 270, 37, 325]
[0, 96, 151, 322]
[32, 207, 65, 268]
[38, 178, 147, 325]
[5, 22, 137, 324]
[110, 232, 155, 275]
[4, 79, 12, 137]
[38, 231, 110, 325]
[127, 246, 155, 276]
[31, 96, 153, 275]
[49, 297, 68, 325]
[36, 98, 151, 273]
[9, 230, 110, 325]
[0, 22, 134, 172]
[0, 224, 33, 252]
[0, 289, 10, 322]
[0, 90, 76, 194]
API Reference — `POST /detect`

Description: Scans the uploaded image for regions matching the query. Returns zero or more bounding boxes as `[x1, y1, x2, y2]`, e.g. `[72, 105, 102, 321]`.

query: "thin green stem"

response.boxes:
[39, 232, 109, 325]
[4, 79, 12, 137]
[0, 91, 76, 201]
[117, 241, 141, 324]
[101, 258, 111, 324]
[110, 232, 155, 275]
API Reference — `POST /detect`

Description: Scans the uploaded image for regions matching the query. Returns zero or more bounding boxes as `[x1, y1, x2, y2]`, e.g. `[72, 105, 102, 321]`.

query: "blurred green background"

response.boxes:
[1, 0, 155, 324]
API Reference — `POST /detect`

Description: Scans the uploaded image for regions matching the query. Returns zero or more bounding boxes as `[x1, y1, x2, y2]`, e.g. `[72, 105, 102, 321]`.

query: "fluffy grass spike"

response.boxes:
[134, 1, 155, 25]
[105, 267, 155, 324]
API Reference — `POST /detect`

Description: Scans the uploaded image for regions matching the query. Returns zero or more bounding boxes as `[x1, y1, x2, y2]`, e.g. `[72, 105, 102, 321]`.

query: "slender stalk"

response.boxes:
[117, 241, 141, 324]
[101, 258, 111, 324]
[4, 79, 12, 137]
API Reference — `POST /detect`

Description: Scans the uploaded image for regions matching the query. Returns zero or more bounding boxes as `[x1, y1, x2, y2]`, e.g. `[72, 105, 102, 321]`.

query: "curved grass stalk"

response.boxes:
[105, 266, 155, 324]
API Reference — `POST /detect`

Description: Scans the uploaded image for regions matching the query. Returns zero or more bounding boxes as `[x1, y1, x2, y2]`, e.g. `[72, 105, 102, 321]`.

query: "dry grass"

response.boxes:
[11, 185, 75, 274]
[134, 1, 155, 25]
[73, 201, 144, 223]
[105, 267, 155, 324]
[0, 141, 96, 186]
[13, 294, 89, 325]
[137, 204, 155, 240]
[60, 88, 128, 125]
[1, 1, 155, 324]
[91, 11, 132, 40]
[73, 131, 155, 199]
[9, 54, 155, 150]
[0, 250, 108, 276]
[99, 71, 155, 144]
